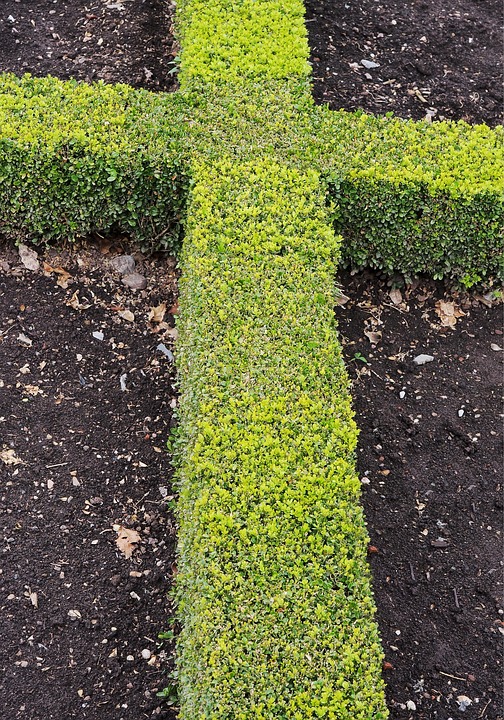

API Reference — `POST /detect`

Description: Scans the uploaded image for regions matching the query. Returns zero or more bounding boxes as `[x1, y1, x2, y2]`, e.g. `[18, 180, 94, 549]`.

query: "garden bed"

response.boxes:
[306, 0, 503, 127]
[0, 238, 179, 720]
[0, 1, 502, 718]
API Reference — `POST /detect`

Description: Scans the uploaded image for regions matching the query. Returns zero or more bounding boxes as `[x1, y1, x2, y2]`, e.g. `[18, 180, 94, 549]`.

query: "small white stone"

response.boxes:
[141, 649, 151, 660]
[399, 390, 406, 399]
[126, 655, 134, 662]
[406, 700, 416, 710]
[413, 354, 434, 366]
[458, 409, 464, 417]
[92, 331, 104, 341]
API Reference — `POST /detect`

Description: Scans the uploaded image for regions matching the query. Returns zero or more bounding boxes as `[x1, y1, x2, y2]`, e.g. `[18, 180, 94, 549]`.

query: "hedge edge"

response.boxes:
[174, 158, 388, 719]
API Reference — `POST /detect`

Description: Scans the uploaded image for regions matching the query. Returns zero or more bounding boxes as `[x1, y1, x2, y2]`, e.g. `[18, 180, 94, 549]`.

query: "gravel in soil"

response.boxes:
[0, 238, 179, 720]
[305, 0, 503, 127]
[0, 0, 178, 91]
[336, 269, 503, 720]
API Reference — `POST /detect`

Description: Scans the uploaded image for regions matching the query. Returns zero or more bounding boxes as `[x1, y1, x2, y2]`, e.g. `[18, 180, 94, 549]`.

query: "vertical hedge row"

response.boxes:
[174, 159, 388, 718]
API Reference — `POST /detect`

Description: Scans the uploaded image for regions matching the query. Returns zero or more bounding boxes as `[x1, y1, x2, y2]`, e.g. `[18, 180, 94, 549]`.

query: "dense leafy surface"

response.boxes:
[175, 160, 387, 718]
[0, 74, 188, 251]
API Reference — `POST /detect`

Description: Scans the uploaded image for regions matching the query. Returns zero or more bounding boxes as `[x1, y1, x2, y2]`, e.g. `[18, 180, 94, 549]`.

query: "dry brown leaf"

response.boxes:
[118, 309, 135, 323]
[164, 326, 179, 341]
[148, 303, 166, 324]
[43, 262, 72, 289]
[18, 243, 40, 272]
[389, 288, 403, 305]
[336, 292, 350, 306]
[115, 525, 141, 559]
[23, 384, 42, 396]
[56, 269, 72, 289]
[66, 291, 84, 310]
[0, 446, 23, 465]
[435, 300, 465, 328]
[364, 329, 382, 345]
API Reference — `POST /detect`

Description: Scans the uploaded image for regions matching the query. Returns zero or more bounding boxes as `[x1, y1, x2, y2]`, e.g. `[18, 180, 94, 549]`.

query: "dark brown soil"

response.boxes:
[336, 270, 503, 720]
[306, 0, 503, 127]
[0, 238, 179, 720]
[0, 0, 178, 91]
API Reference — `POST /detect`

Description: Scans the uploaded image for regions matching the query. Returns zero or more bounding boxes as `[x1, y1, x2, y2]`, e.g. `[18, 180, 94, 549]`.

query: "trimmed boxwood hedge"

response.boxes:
[174, 158, 388, 718]
[0, 0, 502, 714]
[0, 73, 189, 251]
[0, 72, 501, 284]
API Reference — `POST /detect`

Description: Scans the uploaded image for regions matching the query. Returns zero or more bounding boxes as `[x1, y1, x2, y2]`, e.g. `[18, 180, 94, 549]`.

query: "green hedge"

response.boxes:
[176, 0, 311, 86]
[0, 73, 188, 251]
[179, 81, 504, 285]
[1, 72, 501, 284]
[175, 158, 388, 719]
[310, 108, 504, 285]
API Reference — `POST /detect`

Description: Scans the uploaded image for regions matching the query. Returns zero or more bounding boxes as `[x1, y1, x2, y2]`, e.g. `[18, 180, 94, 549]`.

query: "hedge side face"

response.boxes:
[175, 159, 388, 719]
[0, 74, 189, 251]
[0, 71, 502, 284]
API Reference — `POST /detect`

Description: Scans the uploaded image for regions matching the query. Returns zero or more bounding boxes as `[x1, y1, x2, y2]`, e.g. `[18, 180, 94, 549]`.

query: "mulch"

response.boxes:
[0, 1, 502, 719]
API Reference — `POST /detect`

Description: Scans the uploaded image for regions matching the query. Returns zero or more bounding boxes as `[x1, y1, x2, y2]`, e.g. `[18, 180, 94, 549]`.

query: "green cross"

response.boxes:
[0, 1, 501, 717]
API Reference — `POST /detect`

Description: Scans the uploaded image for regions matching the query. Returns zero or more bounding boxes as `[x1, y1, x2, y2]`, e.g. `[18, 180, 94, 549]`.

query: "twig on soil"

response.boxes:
[479, 699, 492, 717]
[439, 670, 467, 682]
[408, 561, 416, 581]
[46, 462, 69, 469]
[453, 587, 460, 608]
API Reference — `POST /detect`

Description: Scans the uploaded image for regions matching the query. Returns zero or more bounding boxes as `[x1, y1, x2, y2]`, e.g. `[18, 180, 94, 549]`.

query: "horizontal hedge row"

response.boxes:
[1, 71, 502, 284]
[0, 73, 188, 251]
[174, 158, 388, 719]
[311, 108, 504, 285]
[181, 80, 504, 285]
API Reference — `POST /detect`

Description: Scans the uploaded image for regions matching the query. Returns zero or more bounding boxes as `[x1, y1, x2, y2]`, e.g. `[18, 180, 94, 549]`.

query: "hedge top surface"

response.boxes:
[0, 72, 187, 154]
[175, 158, 388, 718]
[176, 0, 311, 85]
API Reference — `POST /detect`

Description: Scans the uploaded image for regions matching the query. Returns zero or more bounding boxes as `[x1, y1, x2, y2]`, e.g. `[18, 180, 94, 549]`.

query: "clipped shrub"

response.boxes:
[176, 0, 311, 86]
[310, 107, 504, 285]
[174, 158, 388, 719]
[0, 73, 189, 251]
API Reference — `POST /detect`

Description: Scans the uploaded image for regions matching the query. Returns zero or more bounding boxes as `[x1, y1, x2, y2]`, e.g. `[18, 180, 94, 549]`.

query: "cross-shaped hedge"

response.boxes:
[0, 1, 502, 717]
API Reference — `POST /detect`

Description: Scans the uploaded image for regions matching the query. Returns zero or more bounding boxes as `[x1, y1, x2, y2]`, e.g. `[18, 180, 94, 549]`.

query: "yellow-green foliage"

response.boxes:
[175, 159, 388, 719]
[0, 73, 189, 250]
[176, 0, 311, 86]
[309, 108, 504, 283]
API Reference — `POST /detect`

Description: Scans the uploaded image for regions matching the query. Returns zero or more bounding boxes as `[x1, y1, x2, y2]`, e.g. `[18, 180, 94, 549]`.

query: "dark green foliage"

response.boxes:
[0, 73, 189, 251]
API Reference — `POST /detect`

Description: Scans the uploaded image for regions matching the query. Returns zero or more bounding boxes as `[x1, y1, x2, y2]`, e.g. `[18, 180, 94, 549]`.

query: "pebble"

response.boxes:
[92, 331, 104, 341]
[361, 59, 380, 69]
[399, 390, 406, 399]
[406, 700, 417, 710]
[109, 254, 136, 275]
[413, 354, 434, 365]
[122, 272, 147, 290]
[458, 409, 465, 417]
[157, 343, 175, 362]
[141, 649, 151, 660]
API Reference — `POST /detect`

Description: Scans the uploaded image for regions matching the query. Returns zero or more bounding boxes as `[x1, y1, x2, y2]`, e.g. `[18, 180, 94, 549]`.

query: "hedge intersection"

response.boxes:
[0, 0, 502, 717]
